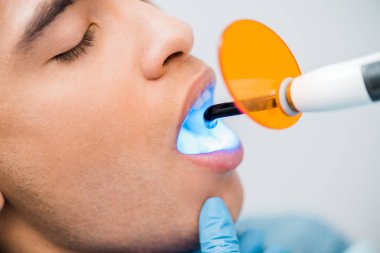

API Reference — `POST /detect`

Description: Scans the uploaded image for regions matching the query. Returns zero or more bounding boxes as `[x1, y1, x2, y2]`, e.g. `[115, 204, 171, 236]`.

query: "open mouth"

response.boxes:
[177, 83, 241, 155]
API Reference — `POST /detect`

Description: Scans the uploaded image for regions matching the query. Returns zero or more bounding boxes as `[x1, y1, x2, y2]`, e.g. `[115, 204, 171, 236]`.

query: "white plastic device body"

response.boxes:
[286, 52, 380, 113]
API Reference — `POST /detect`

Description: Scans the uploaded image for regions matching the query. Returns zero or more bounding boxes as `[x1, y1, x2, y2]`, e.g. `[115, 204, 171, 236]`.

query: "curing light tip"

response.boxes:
[203, 102, 242, 129]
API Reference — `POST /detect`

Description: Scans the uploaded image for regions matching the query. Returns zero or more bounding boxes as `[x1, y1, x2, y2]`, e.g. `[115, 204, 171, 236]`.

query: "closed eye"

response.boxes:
[53, 25, 95, 63]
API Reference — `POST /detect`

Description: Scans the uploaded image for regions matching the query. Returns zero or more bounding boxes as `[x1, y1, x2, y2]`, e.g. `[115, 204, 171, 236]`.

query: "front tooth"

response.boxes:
[202, 89, 211, 102]
[193, 96, 205, 110]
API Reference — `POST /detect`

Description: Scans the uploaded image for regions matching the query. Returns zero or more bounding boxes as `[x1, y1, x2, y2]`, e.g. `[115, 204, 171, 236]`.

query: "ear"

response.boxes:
[0, 191, 4, 211]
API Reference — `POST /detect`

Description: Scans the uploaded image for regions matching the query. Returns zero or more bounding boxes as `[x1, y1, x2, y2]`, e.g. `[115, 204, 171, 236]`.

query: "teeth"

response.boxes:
[177, 85, 241, 155]
[193, 97, 205, 110]
[202, 89, 211, 102]
[193, 89, 211, 110]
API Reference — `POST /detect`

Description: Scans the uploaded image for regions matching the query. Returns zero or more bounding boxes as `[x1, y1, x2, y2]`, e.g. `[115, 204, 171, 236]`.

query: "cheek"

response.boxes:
[141, 91, 180, 149]
[0, 63, 178, 195]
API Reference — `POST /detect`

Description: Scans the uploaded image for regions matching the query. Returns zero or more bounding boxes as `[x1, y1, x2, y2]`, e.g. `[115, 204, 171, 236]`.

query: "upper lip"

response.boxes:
[177, 67, 216, 137]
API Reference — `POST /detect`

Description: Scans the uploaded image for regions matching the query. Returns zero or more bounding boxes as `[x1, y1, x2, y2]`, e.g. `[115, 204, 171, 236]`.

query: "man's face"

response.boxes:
[0, 0, 243, 252]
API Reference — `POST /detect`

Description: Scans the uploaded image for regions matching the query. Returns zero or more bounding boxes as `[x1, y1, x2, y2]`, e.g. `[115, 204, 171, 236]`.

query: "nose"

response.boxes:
[140, 7, 194, 80]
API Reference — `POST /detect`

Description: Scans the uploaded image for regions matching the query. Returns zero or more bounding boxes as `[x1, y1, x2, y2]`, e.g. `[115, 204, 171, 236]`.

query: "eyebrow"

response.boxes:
[17, 0, 78, 50]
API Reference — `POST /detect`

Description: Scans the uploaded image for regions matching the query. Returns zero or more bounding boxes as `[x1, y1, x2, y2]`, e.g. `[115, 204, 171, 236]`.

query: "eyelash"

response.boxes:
[54, 26, 95, 63]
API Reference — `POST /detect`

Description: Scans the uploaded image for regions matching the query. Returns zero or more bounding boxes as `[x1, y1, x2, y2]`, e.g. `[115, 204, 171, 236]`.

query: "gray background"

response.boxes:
[155, 0, 380, 247]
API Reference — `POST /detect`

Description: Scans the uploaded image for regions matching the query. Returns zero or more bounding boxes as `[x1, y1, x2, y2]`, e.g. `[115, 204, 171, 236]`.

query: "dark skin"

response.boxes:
[0, 1, 243, 252]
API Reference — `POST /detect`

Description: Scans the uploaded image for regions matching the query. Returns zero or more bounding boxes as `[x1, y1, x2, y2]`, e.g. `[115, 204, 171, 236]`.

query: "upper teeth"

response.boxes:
[194, 89, 212, 110]
[184, 86, 214, 135]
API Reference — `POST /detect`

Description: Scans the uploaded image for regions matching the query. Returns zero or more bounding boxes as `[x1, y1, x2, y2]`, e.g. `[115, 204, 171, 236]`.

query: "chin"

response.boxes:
[53, 174, 243, 253]
[138, 173, 244, 253]
[172, 172, 244, 253]
[218, 172, 244, 222]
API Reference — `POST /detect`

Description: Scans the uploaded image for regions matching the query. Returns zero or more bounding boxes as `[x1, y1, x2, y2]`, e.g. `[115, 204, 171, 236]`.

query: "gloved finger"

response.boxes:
[239, 229, 265, 253]
[199, 197, 240, 253]
[264, 245, 290, 253]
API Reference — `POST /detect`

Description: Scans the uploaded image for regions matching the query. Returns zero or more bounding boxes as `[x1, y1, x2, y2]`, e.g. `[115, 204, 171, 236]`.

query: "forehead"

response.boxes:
[0, 1, 42, 50]
[0, 0, 42, 27]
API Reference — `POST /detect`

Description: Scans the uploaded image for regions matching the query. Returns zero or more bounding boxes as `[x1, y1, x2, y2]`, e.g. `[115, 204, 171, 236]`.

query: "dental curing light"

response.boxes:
[205, 19, 380, 129]
[177, 85, 241, 155]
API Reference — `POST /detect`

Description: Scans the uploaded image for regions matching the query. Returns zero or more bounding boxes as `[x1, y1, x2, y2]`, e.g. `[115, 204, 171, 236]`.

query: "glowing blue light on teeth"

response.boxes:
[205, 119, 218, 129]
[177, 86, 241, 155]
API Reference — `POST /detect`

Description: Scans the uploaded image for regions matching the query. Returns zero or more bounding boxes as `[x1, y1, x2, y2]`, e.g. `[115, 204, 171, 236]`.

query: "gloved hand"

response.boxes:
[198, 197, 289, 253]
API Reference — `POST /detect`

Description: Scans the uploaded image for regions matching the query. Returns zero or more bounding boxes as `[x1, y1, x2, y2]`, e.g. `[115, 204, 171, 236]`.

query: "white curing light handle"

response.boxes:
[289, 52, 380, 113]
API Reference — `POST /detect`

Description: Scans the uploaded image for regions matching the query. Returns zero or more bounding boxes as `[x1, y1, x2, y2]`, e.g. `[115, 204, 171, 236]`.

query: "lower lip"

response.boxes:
[181, 145, 243, 173]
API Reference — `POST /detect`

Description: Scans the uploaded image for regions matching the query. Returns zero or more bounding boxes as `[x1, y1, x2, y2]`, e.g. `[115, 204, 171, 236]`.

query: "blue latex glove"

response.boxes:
[198, 197, 289, 253]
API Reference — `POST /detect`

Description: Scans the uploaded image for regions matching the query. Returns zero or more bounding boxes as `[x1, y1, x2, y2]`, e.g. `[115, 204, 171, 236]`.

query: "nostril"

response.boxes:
[163, 51, 183, 66]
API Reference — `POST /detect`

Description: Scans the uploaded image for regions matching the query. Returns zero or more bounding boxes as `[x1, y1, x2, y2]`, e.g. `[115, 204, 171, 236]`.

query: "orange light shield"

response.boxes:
[219, 20, 302, 129]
